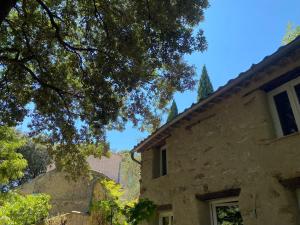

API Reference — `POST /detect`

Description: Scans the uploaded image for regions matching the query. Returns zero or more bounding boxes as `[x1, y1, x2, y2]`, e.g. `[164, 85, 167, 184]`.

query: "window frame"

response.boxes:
[159, 211, 173, 225]
[268, 76, 300, 137]
[159, 145, 168, 176]
[209, 197, 240, 225]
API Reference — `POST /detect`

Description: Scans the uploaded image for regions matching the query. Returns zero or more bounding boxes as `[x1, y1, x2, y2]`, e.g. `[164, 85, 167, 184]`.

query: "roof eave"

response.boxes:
[132, 36, 300, 153]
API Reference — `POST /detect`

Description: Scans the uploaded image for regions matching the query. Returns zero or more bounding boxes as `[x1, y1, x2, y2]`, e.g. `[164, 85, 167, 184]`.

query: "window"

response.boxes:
[268, 76, 300, 137]
[210, 198, 243, 225]
[159, 211, 173, 225]
[153, 145, 168, 178]
[160, 147, 167, 176]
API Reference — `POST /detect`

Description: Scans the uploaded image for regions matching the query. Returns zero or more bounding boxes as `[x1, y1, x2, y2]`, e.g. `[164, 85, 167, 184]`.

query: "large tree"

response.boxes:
[197, 65, 213, 101]
[166, 100, 178, 122]
[0, 0, 209, 176]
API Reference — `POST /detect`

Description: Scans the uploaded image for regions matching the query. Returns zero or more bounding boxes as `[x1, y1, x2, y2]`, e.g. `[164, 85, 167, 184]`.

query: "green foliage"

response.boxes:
[0, 0, 209, 176]
[282, 22, 300, 45]
[0, 192, 51, 225]
[166, 100, 178, 123]
[92, 179, 125, 225]
[216, 205, 243, 225]
[0, 127, 51, 225]
[1, 134, 50, 191]
[197, 65, 213, 102]
[17, 141, 50, 184]
[92, 179, 155, 225]
[119, 151, 140, 200]
[0, 126, 27, 185]
[125, 199, 156, 225]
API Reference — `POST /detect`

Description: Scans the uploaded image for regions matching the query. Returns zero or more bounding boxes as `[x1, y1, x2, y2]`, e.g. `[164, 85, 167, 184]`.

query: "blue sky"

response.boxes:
[107, 0, 300, 151]
[18, 0, 300, 151]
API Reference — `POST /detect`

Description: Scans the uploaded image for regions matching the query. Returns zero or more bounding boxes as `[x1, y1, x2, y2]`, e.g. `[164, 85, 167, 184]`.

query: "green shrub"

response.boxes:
[92, 179, 155, 225]
[0, 192, 51, 225]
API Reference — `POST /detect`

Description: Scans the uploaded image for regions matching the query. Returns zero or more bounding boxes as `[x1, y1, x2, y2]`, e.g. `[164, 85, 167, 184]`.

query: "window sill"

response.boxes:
[153, 174, 169, 180]
[264, 131, 300, 144]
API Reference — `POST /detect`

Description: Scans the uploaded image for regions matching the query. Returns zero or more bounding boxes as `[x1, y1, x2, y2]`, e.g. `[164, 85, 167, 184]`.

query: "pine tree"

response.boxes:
[167, 100, 178, 122]
[197, 65, 214, 101]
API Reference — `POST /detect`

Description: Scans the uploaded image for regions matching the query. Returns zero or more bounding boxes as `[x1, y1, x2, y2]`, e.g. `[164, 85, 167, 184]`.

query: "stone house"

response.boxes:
[131, 37, 300, 225]
[46, 152, 140, 200]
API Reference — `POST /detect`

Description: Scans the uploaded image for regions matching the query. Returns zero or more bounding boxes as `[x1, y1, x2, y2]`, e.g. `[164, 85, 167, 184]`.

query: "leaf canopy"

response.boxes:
[0, 0, 209, 176]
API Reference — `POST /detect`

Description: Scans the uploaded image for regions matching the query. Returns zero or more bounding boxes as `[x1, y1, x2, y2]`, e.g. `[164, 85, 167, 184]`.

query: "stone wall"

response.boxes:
[19, 170, 111, 225]
[140, 57, 300, 225]
[19, 170, 108, 216]
[44, 212, 89, 225]
[43, 211, 109, 225]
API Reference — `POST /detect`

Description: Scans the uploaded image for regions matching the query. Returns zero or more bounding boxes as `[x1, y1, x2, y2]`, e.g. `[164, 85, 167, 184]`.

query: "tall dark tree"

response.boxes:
[17, 141, 50, 184]
[197, 65, 213, 101]
[167, 100, 178, 122]
[0, 0, 209, 177]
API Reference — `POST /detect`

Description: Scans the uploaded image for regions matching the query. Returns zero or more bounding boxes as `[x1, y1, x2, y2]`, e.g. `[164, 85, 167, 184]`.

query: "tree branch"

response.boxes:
[145, 0, 152, 21]
[0, 0, 17, 25]
[21, 64, 75, 121]
[92, 0, 110, 40]
[36, 0, 97, 53]
[0, 55, 83, 100]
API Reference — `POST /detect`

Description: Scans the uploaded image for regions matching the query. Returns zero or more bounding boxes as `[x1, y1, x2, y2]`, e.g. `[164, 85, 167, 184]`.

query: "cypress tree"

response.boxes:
[197, 65, 214, 101]
[167, 100, 178, 122]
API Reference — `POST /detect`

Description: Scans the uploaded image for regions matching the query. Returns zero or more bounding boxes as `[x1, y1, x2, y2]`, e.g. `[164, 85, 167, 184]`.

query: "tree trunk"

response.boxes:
[0, 0, 17, 25]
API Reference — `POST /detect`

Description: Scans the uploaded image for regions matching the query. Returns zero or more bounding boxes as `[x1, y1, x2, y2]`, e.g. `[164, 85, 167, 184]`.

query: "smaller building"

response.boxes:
[19, 170, 107, 217]
[47, 153, 123, 183]
[19, 152, 139, 225]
